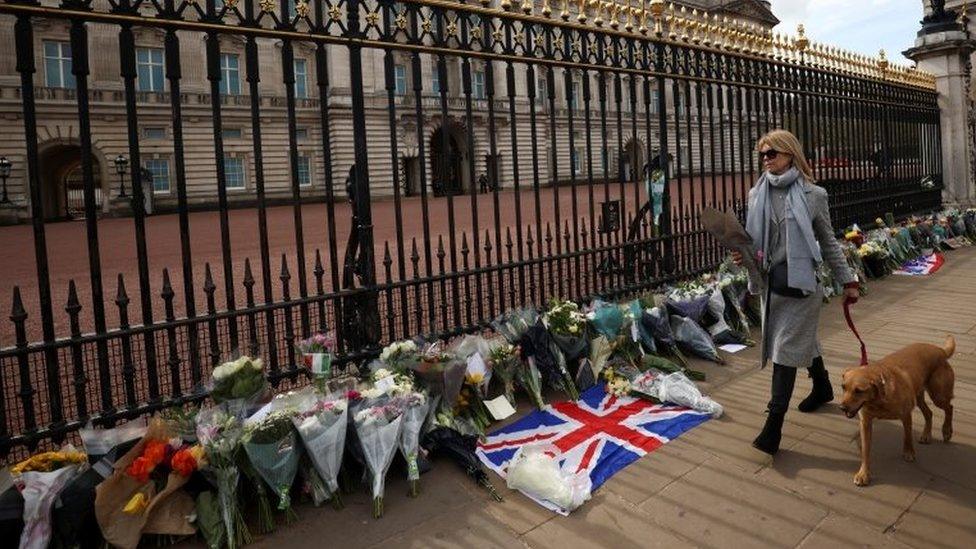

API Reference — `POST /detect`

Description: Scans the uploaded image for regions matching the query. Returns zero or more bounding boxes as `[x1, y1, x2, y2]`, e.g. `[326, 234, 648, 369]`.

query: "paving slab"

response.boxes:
[757, 431, 930, 530]
[640, 457, 828, 549]
[367, 501, 527, 549]
[796, 513, 913, 549]
[891, 478, 976, 549]
[522, 491, 695, 549]
[602, 438, 709, 505]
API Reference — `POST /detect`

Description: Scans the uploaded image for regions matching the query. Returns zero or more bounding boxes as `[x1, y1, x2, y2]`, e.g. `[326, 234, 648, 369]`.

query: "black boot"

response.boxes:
[798, 357, 833, 413]
[752, 411, 786, 455]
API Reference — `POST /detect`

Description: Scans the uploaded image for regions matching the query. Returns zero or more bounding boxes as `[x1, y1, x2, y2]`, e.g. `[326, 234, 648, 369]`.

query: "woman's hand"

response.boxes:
[843, 285, 860, 304]
[730, 251, 743, 266]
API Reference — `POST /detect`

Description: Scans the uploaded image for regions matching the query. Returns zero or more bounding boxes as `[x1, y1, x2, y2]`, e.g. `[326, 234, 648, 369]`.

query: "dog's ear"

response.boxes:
[872, 373, 886, 399]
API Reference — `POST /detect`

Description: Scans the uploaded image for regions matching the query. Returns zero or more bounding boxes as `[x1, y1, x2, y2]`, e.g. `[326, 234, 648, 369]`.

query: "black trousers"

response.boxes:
[767, 356, 827, 414]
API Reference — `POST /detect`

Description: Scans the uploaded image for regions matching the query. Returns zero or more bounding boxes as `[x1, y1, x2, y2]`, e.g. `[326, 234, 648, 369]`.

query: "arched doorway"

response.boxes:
[38, 143, 104, 221]
[429, 122, 470, 196]
[621, 138, 644, 183]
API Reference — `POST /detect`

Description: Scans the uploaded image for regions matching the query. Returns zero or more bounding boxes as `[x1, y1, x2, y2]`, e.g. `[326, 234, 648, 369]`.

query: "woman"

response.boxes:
[732, 129, 861, 455]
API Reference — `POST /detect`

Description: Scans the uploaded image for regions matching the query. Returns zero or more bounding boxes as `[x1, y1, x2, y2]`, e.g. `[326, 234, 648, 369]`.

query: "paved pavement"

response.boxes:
[234, 246, 976, 548]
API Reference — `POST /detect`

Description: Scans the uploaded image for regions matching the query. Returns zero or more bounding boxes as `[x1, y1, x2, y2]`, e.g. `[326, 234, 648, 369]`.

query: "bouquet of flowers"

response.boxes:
[520, 319, 580, 401]
[665, 278, 713, 324]
[669, 314, 723, 364]
[296, 331, 337, 382]
[95, 419, 197, 549]
[395, 390, 431, 497]
[243, 410, 301, 519]
[379, 339, 420, 370]
[454, 370, 493, 434]
[210, 355, 269, 417]
[11, 447, 88, 549]
[405, 342, 466, 414]
[491, 307, 538, 344]
[857, 240, 890, 278]
[290, 388, 348, 509]
[423, 427, 503, 502]
[517, 351, 546, 410]
[352, 398, 404, 518]
[487, 343, 521, 405]
[588, 299, 625, 340]
[640, 306, 689, 368]
[544, 299, 589, 365]
[195, 407, 251, 549]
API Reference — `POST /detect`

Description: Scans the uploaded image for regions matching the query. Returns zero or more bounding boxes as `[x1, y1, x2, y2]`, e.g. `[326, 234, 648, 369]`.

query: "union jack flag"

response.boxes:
[477, 384, 710, 511]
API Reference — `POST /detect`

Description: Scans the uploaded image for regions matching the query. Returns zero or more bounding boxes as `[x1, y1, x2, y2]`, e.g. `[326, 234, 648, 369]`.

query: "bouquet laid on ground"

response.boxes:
[492, 307, 538, 344]
[487, 343, 522, 405]
[588, 299, 626, 340]
[94, 419, 197, 549]
[544, 299, 589, 370]
[669, 314, 723, 364]
[665, 279, 713, 324]
[422, 427, 503, 502]
[630, 370, 723, 418]
[243, 409, 301, 521]
[406, 343, 466, 415]
[395, 390, 430, 498]
[352, 397, 403, 518]
[196, 407, 251, 549]
[857, 240, 890, 278]
[290, 388, 348, 509]
[520, 319, 580, 401]
[11, 447, 88, 549]
[296, 331, 337, 384]
[379, 339, 419, 370]
[211, 355, 269, 417]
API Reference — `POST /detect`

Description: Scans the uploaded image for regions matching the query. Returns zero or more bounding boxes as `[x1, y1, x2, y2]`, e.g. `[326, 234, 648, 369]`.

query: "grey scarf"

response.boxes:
[745, 167, 822, 295]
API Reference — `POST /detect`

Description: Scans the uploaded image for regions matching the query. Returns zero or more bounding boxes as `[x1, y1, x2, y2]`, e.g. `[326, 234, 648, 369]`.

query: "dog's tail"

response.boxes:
[943, 335, 956, 359]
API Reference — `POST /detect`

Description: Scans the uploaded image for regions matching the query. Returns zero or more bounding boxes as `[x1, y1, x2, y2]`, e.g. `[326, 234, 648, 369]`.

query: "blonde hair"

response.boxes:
[756, 129, 815, 182]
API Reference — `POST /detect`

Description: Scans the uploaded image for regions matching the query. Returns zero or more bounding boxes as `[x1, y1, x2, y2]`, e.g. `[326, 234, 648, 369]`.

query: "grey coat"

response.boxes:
[747, 180, 856, 368]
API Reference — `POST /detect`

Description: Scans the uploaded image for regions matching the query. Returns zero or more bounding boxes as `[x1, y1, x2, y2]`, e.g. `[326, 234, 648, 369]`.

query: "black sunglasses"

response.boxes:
[759, 149, 783, 161]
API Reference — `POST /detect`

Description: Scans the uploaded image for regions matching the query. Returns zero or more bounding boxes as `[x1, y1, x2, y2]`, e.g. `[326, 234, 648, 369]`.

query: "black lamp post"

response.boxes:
[114, 154, 129, 198]
[0, 157, 11, 203]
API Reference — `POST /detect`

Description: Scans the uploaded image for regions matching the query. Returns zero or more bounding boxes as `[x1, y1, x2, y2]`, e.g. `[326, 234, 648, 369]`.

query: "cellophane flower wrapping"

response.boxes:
[487, 343, 521, 405]
[631, 370, 723, 418]
[520, 320, 579, 400]
[14, 449, 86, 549]
[353, 398, 404, 518]
[491, 307, 538, 344]
[589, 300, 624, 339]
[196, 407, 250, 549]
[243, 410, 301, 512]
[505, 444, 591, 515]
[395, 391, 431, 497]
[517, 355, 546, 410]
[406, 343, 466, 414]
[669, 314, 723, 364]
[290, 388, 348, 506]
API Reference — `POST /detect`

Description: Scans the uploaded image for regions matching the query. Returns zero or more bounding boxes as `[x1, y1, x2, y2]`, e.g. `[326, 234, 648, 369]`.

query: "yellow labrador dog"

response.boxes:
[839, 336, 955, 487]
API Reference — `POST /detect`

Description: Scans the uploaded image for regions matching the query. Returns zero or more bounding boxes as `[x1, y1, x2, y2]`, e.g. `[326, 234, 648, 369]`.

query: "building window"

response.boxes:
[432, 66, 442, 94]
[222, 127, 243, 140]
[142, 127, 167, 140]
[144, 158, 171, 193]
[473, 70, 486, 100]
[295, 128, 309, 141]
[219, 53, 241, 96]
[294, 58, 308, 99]
[536, 76, 546, 106]
[394, 64, 407, 96]
[650, 89, 660, 114]
[44, 41, 75, 89]
[297, 155, 311, 187]
[223, 156, 245, 189]
[136, 47, 165, 92]
[572, 132, 583, 173]
[568, 78, 581, 109]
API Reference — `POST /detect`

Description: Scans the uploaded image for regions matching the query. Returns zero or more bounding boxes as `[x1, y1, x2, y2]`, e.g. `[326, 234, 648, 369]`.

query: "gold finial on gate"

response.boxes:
[521, 0, 533, 15]
[542, 0, 552, 17]
[689, 9, 700, 44]
[637, 2, 649, 34]
[877, 49, 889, 72]
[666, 3, 677, 40]
[578, 0, 588, 22]
[260, 0, 276, 14]
[795, 23, 809, 52]
[500, 0, 512, 11]
[561, 0, 571, 21]
[610, 1, 621, 29]
[625, 3, 635, 32]
[649, 0, 664, 36]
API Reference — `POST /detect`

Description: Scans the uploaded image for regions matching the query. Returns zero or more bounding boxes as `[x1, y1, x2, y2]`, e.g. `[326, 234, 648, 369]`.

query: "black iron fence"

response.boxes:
[0, 0, 942, 458]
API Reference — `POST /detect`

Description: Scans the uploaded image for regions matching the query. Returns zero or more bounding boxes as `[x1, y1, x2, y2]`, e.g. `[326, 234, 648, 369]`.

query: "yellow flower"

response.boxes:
[188, 445, 207, 467]
[123, 492, 149, 515]
[465, 373, 484, 385]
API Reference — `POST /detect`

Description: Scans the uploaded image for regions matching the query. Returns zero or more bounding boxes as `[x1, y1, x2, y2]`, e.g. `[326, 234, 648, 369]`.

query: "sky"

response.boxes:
[770, 0, 927, 65]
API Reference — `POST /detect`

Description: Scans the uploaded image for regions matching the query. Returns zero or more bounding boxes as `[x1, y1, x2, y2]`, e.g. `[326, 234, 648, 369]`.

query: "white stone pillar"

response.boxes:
[906, 16, 976, 206]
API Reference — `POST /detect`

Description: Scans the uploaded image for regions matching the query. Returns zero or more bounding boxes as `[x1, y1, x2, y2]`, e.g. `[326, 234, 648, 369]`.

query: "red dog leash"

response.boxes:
[844, 297, 868, 366]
